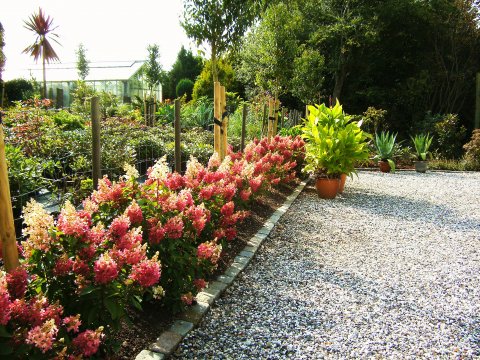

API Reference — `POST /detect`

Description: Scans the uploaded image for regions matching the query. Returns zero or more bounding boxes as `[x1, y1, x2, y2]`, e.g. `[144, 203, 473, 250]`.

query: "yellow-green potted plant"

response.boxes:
[411, 133, 433, 173]
[301, 102, 371, 198]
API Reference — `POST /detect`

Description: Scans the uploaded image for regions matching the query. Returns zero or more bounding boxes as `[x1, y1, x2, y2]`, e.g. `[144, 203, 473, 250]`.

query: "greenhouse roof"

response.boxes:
[4, 60, 145, 82]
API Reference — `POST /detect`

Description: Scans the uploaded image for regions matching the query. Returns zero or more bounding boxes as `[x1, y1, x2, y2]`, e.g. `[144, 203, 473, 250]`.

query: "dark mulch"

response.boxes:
[111, 181, 299, 360]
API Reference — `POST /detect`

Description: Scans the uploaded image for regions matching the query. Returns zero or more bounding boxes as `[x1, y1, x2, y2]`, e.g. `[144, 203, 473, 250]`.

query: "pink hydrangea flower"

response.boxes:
[240, 188, 252, 202]
[26, 319, 58, 353]
[0, 272, 12, 325]
[197, 241, 222, 264]
[249, 176, 263, 193]
[73, 327, 104, 356]
[148, 219, 166, 245]
[221, 201, 235, 217]
[164, 216, 184, 239]
[93, 253, 119, 284]
[63, 314, 82, 333]
[180, 292, 194, 305]
[57, 201, 90, 238]
[129, 255, 161, 287]
[164, 172, 185, 190]
[6, 266, 28, 299]
[125, 200, 143, 225]
[109, 215, 131, 238]
[193, 278, 207, 291]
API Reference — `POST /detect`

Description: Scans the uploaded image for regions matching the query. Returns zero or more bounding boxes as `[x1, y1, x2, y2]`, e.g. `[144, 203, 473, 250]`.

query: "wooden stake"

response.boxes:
[273, 99, 280, 135]
[219, 86, 227, 161]
[261, 103, 268, 137]
[214, 82, 221, 155]
[174, 99, 181, 173]
[0, 123, 19, 271]
[241, 104, 248, 152]
[91, 97, 102, 190]
[267, 98, 274, 140]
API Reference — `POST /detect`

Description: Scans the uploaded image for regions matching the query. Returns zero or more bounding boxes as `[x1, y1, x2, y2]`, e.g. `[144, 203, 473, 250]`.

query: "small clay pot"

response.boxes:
[338, 174, 347, 193]
[379, 160, 391, 173]
[315, 177, 340, 199]
[414, 161, 428, 173]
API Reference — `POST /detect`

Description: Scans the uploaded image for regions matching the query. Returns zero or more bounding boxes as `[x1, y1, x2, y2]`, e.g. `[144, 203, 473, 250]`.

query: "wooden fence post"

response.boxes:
[174, 99, 181, 173]
[56, 88, 64, 109]
[214, 82, 221, 156]
[219, 85, 228, 161]
[273, 99, 280, 135]
[91, 96, 102, 190]
[241, 103, 248, 152]
[0, 121, 19, 271]
[261, 103, 268, 137]
[267, 98, 274, 140]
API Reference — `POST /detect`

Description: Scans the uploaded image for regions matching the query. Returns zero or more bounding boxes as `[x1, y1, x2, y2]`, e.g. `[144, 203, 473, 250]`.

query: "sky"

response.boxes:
[1, 0, 200, 80]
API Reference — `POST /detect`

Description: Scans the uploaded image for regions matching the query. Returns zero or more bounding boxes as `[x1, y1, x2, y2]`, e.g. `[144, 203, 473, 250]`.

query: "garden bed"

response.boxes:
[112, 181, 298, 360]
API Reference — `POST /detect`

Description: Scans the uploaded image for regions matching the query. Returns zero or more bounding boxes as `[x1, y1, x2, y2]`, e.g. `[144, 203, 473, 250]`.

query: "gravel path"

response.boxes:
[174, 171, 480, 359]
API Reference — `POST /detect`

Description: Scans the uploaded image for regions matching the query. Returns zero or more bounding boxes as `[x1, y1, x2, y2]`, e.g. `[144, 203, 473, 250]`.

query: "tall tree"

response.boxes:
[76, 43, 89, 81]
[236, 3, 303, 100]
[181, 0, 261, 83]
[143, 44, 165, 97]
[0, 22, 5, 107]
[22, 8, 61, 99]
[164, 46, 203, 99]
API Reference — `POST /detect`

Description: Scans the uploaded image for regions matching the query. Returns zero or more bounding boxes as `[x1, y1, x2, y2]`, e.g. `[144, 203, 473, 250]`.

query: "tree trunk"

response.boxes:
[42, 48, 47, 99]
[333, 64, 347, 102]
[211, 42, 218, 83]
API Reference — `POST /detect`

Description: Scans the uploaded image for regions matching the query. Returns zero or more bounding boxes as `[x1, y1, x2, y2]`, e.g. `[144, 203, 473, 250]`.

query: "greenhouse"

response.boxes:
[10, 60, 161, 106]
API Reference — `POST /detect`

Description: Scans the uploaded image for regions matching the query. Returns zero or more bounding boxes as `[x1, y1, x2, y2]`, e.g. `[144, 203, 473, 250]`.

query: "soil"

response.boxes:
[111, 181, 299, 360]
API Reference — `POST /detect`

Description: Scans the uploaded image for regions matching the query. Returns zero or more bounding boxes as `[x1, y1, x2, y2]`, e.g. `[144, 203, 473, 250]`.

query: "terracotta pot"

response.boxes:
[338, 174, 347, 193]
[379, 160, 391, 173]
[414, 160, 428, 173]
[315, 177, 340, 199]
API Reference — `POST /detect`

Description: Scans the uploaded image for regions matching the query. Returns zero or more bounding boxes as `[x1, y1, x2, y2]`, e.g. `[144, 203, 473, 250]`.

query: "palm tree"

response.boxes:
[23, 8, 60, 99]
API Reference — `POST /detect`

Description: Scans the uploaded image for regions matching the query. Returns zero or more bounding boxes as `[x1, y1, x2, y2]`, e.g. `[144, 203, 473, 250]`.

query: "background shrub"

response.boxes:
[176, 78, 195, 101]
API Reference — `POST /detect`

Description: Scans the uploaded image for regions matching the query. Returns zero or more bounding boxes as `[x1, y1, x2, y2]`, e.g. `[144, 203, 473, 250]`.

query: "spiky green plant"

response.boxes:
[374, 131, 397, 172]
[411, 133, 433, 161]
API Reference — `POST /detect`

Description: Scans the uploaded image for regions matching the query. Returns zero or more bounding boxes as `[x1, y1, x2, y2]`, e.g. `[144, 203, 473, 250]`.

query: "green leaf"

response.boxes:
[0, 344, 13, 355]
[80, 285, 98, 296]
[131, 295, 143, 311]
[0, 326, 12, 338]
[104, 297, 120, 320]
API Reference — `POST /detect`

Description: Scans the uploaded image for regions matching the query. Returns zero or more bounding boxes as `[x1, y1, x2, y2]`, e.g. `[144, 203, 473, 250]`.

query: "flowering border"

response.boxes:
[136, 179, 308, 359]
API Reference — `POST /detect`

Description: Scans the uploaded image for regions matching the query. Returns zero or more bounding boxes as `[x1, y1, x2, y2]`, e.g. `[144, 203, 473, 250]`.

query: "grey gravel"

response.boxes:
[173, 171, 480, 359]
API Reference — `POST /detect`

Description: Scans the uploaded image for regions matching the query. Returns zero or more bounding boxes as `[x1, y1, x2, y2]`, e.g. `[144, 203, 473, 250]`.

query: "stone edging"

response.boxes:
[135, 179, 308, 360]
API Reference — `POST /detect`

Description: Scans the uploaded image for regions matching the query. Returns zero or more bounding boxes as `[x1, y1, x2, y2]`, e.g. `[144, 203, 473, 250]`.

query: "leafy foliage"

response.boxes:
[75, 43, 89, 81]
[301, 102, 370, 177]
[192, 58, 242, 100]
[4, 79, 35, 103]
[182, 0, 261, 81]
[164, 46, 203, 99]
[176, 78, 195, 100]
[142, 44, 166, 95]
[463, 129, 480, 170]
